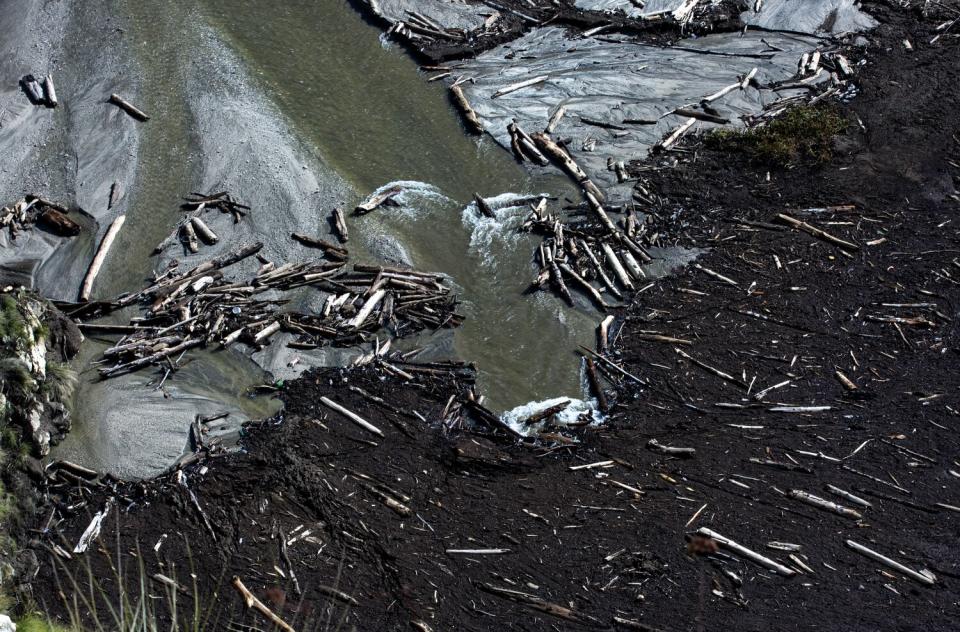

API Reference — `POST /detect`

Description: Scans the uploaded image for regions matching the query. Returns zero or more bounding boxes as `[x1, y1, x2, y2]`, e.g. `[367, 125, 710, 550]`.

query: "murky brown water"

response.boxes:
[58, 0, 602, 475]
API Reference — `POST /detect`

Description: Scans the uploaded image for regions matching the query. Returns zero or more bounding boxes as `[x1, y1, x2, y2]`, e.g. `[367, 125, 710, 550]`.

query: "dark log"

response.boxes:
[108, 93, 150, 121]
[473, 193, 496, 218]
[38, 208, 81, 237]
[291, 233, 348, 261]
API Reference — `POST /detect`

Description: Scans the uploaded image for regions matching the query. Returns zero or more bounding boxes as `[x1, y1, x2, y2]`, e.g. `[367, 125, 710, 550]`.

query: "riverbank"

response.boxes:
[22, 2, 960, 631]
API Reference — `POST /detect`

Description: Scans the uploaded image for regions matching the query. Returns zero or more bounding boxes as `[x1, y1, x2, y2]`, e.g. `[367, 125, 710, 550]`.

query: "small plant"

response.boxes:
[705, 105, 847, 166]
[43, 362, 77, 403]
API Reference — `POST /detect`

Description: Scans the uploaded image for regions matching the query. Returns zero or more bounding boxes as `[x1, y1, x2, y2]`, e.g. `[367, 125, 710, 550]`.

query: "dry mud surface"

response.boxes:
[24, 2, 960, 632]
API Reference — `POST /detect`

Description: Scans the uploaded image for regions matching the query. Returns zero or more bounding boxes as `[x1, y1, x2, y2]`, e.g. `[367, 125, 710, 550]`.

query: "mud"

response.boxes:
[26, 3, 960, 630]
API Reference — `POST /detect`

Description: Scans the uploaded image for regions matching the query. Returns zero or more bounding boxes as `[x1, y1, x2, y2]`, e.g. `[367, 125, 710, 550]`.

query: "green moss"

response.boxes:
[705, 105, 847, 167]
[16, 614, 75, 632]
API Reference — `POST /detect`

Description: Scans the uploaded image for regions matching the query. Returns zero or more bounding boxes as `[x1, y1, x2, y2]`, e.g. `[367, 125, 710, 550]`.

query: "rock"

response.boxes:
[0, 614, 15, 632]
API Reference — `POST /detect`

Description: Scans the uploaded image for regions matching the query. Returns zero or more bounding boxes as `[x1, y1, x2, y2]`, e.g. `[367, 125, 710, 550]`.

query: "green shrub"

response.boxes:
[705, 105, 847, 166]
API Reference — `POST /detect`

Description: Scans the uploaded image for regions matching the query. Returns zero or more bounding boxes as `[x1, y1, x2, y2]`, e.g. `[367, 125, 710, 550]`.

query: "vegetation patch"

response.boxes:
[705, 105, 847, 166]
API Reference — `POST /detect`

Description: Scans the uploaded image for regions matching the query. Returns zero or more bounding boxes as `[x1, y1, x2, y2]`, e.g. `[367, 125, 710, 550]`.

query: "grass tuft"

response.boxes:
[705, 105, 847, 166]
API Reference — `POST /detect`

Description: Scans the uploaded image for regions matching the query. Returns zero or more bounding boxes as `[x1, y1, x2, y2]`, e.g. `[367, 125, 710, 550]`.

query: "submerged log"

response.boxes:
[79, 215, 126, 301]
[108, 93, 150, 121]
[38, 208, 81, 236]
[473, 193, 496, 219]
[450, 85, 483, 134]
[355, 186, 402, 215]
[530, 132, 604, 202]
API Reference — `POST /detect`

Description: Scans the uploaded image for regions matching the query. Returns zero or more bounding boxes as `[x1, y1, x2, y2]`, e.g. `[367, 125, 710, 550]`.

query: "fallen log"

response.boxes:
[319, 396, 384, 437]
[190, 217, 219, 245]
[355, 186, 402, 215]
[79, 215, 125, 301]
[38, 208, 81, 237]
[473, 193, 496, 218]
[332, 207, 349, 242]
[108, 93, 149, 121]
[492, 75, 548, 99]
[291, 233, 348, 260]
[530, 132, 604, 202]
[450, 85, 483, 134]
[43, 74, 58, 108]
[696, 527, 796, 576]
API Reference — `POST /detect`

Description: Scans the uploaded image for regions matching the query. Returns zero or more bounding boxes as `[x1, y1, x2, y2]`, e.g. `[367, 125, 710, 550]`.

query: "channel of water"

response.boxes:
[56, 0, 601, 476]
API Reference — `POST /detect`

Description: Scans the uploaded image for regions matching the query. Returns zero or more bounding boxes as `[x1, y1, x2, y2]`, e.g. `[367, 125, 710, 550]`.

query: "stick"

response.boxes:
[545, 105, 566, 133]
[647, 439, 695, 458]
[655, 117, 696, 151]
[845, 540, 935, 586]
[776, 213, 860, 251]
[319, 396, 384, 437]
[79, 215, 125, 301]
[492, 75, 547, 98]
[787, 489, 862, 519]
[675, 348, 746, 388]
[450, 85, 483, 134]
[231, 577, 296, 632]
[696, 528, 796, 576]
[108, 93, 149, 121]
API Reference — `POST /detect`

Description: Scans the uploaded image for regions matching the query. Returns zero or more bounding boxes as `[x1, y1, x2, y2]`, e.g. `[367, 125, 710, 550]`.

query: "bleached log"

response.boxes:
[74, 502, 112, 553]
[787, 489, 862, 520]
[349, 289, 386, 328]
[44, 74, 58, 107]
[79, 215, 125, 301]
[181, 220, 200, 253]
[701, 82, 741, 103]
[558, 262, 607, 309]
[333, 207, 349, 242]
[696, 528, 796, 576]
[601, 243, 634, 291]
[531, 132, 604, 202]
[545, 105, 566, 133]
[320, 396, 384, 437]
[492, 75, 547, 98]
[647, 438, 695, 458]
[845, 540, 936, 586]
[655, 117, 696, 151]
[450, 85, 483, 134]
[825, 484, 872, 508]
[191, 217, 219, 245]
[355, 186, 402, 215]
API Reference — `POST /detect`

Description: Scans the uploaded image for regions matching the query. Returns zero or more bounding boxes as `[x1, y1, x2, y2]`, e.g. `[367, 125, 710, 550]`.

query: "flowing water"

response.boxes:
[56, 0, 601, 476]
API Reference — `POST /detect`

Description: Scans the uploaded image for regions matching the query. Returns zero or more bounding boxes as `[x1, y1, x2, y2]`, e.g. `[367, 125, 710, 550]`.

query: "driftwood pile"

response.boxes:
[519, 194, 651, 312]
[20, 74, 58, 108]
[153, 191, 250, 256]
[1, 195, 81, 239]
[81, 239, 462, 378]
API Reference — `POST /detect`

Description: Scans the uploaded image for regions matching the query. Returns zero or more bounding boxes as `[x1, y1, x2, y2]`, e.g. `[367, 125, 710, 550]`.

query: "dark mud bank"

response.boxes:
[26, 4, 960, 631]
